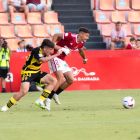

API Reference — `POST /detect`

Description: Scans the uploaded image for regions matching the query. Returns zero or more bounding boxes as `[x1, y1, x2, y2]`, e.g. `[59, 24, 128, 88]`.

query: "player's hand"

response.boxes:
[83, 59, 87, 64]
[57, 49, 63, 56]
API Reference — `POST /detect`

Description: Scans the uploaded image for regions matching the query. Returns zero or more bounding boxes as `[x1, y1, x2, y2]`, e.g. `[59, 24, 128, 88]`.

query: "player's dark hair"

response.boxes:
[116, 21, 122, 25]
[130, 37, 135, 42]
[137, 39, 140, 42]
[41, 39, 54, 49]
[79, 27, 90, 34]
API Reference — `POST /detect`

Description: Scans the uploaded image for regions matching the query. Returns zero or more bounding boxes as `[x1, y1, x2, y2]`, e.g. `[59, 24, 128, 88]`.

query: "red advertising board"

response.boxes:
[1, 50, 140, 92]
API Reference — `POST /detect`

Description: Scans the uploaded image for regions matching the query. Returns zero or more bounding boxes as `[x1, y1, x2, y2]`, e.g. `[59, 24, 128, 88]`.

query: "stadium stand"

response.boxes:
[44, 12, 60, 24]
[6, 39, 20, 51]
[111, 11, 127, 23]
[134, 24, 140, 36]
[11, 13, 27, 25]
[52, 0, 106, 50]
[50, 25, 64, 37]
[24, 39, 38, 47]
[128, 11, 140, 23]
[1, 26, 16, 38]
[33, 26, 50, 38]
[27, 13, 43, 25]
[132, 0, 140, 10]
[0, 13, 10, 25]
[122, 24, 133, 36]
[95, 12, 111, 23]
[17, 26, 33, 38]
[99, 0, 115, 11]
[0, 1, 5, 12]
[115, 0, 131, 11]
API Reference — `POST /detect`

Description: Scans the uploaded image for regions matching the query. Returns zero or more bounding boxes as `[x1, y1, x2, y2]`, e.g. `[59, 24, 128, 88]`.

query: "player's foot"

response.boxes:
[53, 94, 61, 105]
[35, 99, 46, 109]
[44, 98, 51, 111]
[0, 105, 9, 112]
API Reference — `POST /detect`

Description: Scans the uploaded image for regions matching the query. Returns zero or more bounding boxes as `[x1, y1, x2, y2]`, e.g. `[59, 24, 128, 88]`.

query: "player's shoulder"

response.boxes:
[32, 46, 40, 53]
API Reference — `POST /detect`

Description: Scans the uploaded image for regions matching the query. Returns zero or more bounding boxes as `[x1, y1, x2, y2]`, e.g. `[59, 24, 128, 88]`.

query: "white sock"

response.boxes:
[54, 93, 58, 96]
[46, 98, 51, 103]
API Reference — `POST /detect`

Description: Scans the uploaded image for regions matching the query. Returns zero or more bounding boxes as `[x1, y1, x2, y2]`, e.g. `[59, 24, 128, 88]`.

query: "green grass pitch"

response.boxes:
[0, 90, 140, 140]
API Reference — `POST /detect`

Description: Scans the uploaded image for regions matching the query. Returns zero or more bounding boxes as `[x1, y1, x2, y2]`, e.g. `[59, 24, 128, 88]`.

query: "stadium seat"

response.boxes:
[50, 25, 64, 37]
[115, 0, 131, 10]
[122, 24, 133, 36]
[27, 13, 43, 25]
[134, 24, 140, 36]
[0, 13, 10, 25]
[24, 39, 38, 48]
[99, 0, 115, 11]
[95, 12, 111, 23]
[6, 39, 20, 51]
[132, 0, 140, 10]
[0, 26, 16, 38]
[0, 1, 5, 12]
[17, 26, 33, 38]
[128, 11, 140, 23]
[44, 12, 60, 24]
[111, 12, 127, 23]
[11, 13, 26, 25]
[101, 24, 115, 37]
[33, 26, 49, 38]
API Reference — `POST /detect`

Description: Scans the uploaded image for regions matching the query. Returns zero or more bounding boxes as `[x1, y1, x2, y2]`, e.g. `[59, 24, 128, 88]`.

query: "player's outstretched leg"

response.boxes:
[35, 74, 57, 110]
[0, 82, 30, 112]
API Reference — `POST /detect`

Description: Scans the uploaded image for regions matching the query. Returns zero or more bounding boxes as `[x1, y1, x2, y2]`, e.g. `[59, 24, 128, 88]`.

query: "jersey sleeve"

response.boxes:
[33, 48, 43, 60]
[63, 32, 73, 41]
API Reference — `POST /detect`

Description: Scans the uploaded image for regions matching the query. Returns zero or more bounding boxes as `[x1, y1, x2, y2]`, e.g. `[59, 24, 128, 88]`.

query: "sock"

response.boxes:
[48, 91, 55, 99]
[56, 87, 63, 95]
[39, 89, 51, 101]
[6, 97, 17, 109]
[2, 88, 5, 91]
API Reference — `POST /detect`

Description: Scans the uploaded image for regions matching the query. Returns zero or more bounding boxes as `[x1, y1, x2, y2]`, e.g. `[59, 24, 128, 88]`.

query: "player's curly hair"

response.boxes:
[41, 39, 54, 49]
[79, 27, 90, 34]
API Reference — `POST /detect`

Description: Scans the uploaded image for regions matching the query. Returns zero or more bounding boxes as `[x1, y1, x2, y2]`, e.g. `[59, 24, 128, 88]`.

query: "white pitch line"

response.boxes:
[0, 120, 140, 126]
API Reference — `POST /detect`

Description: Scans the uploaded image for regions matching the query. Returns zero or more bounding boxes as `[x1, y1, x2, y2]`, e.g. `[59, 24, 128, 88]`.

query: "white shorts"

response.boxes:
[48, 57, 71, 74]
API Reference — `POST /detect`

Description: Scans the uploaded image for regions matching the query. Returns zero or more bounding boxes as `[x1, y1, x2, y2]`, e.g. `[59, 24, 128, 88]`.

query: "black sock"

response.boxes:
[2, 88, 5, 91]
[56, 87, 63, 95]
[48, 90, 55, 99]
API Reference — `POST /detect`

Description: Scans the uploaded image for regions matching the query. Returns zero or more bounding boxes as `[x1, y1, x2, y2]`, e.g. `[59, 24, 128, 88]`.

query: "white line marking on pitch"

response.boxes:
[0, 120, 140, 125]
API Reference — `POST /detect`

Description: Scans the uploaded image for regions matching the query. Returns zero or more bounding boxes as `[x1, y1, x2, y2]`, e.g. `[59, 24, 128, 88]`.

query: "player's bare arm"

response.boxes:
[52, 33, 63, 44]
[78, 48, 87, 64]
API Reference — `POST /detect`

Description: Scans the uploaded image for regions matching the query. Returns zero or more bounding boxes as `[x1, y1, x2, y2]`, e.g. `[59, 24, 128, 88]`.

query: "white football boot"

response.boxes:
[53, 94, 61, 105]
[0, 105, 9, 112]
[44, 98, 51, 111]
[35, 99, 46, 109]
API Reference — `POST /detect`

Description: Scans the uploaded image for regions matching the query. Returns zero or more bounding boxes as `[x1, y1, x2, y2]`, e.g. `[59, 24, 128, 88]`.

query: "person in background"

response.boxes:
[126, 37, 136, 50]
[16, 40, 27, 52]
[136, 39, 140, 49]
[0, 38, 13, 93]
[21, 40, 34, 51]
[109, 21, 127, 50]
[8, 0, 29, 20]
[26, 0, 48, 22]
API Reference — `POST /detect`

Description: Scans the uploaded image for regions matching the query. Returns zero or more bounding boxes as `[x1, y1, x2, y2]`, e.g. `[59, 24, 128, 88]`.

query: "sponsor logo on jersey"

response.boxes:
[71, 67, 100, 81]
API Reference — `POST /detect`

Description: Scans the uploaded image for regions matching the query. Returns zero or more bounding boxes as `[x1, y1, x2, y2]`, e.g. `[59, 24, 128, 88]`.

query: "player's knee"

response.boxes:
[52, 77, 57, 86]
[68, 78, 74, 85]
[58, 78, 65, 85]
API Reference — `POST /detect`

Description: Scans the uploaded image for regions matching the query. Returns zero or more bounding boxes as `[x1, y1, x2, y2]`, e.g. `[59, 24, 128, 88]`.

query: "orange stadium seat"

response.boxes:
[0, 26, 16, 38]
[44, 12, 60, 24]
[27, 13, 43, 25]
[11, 13, 26, 25]
[132, 0, 140, 10]
[111, 12, 127, 23]
[0, 1, 5, 12]
[95, 12, 111, 23]
[50, 25, 64, 37]
[17, 26, 33, 38]
[33, 26, 49, 38]
[99, 0, 115, 11]
[128, 11, 140, 23]
[116, 0, 131, 10]
[101, 24, 115, 37]
[134, 24, 140, 36]
[0, 13, 10, 25]
[24, 39, 38, 48]
[6, 39, 20, 51]
[122, 24, 133, 36]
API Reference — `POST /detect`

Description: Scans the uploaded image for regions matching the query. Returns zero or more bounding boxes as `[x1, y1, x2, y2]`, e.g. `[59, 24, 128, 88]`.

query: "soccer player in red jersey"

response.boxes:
[44, 27, 90, 110]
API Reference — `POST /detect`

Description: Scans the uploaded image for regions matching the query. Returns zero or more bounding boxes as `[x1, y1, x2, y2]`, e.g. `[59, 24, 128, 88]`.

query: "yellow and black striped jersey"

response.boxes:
[21, 47, 45, 74]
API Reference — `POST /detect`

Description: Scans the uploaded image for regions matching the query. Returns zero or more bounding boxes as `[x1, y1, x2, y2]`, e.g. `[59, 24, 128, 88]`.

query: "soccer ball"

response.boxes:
[123, 96, 135, 109]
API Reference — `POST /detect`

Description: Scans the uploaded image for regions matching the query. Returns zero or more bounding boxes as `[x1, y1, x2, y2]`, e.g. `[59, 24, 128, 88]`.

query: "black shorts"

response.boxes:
[0, 69, 8, 78]
[21, 71, 47, 84]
